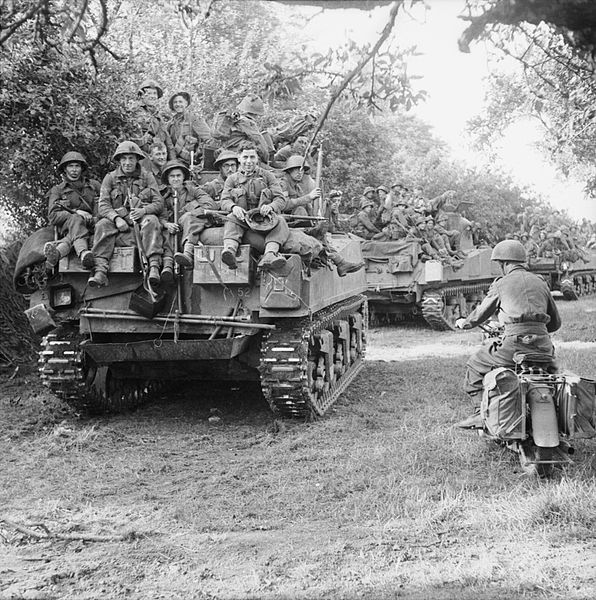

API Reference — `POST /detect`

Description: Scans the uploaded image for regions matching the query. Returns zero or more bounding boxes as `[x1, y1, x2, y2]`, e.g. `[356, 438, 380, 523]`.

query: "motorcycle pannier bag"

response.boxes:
[559, 375, 596, 439]
[481, 367, 525, 440]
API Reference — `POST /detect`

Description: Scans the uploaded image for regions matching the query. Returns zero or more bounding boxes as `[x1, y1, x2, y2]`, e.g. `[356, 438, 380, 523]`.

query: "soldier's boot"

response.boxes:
[455, 406, 482, 429]
[73, 239, 95, 269]
[327, 248, 365, 277]
[44, 240, 71, 269]
[148, 259, 161, 287]
[258, 242, 287, 271]
[174, 241, 194, 269]
[160, 257, 175, 286]
[221, 240, 239, 269]
[88, 259, 109, 288]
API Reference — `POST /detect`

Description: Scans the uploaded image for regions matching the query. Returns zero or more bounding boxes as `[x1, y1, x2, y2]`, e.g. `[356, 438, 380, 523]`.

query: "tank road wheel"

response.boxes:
[38, 333, 158, 414]
[259, 295, 367, 419]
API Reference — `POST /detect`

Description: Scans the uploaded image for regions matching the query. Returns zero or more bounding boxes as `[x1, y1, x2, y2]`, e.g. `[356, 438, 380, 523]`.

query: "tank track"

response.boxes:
[420, 283, 491, 331]
[259, 295, 368, 419]
[561, 271, 596, 300]
[38, 333, 159, 413]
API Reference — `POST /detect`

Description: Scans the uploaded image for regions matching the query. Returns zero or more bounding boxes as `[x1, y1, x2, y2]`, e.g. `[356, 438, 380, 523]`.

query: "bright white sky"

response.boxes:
[295, 0, 596, 221]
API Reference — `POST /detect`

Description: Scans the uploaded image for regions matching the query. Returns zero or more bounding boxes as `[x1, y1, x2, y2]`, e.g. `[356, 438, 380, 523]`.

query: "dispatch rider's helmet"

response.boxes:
[490, 240, 527, 263]
[112, 141, 145, 162]
[58, 151, 88, 173]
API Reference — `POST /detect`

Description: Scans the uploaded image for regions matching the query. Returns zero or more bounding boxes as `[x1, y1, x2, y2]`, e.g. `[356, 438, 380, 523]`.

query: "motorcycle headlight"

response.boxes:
[49, 284, 75, 309]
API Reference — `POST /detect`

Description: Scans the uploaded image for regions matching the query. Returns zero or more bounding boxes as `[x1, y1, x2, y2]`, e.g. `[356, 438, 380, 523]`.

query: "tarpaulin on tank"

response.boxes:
[13, 227, 54, 293]
[361, 240, 421, 273]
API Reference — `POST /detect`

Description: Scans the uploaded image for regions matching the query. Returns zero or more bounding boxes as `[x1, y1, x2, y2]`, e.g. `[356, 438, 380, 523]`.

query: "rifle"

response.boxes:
[313, 144, 325, 218]
[202, 209, 328, 222]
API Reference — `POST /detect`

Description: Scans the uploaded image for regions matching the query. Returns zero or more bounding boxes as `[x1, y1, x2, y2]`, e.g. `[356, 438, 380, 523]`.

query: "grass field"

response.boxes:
[1, 297, 595, 599]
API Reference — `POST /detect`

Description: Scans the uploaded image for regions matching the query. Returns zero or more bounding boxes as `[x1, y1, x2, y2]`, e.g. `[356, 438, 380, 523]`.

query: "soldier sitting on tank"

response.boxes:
[88, 141, 164, 288]
[520, 232, 539, 262]
[219, 140, 290, 271]
[278, 156, 364, 277]
[376, 185, 392, 226]
[167, 91, 211, 170]
[44, 151, 101, 270]
[455, 240, 561, 429]
[140, 142, 168, 194]
[354, 198, 381, 240]
[271, 136, 310, 170]
[149, 160, 217, 281]
[537, 230, 571, 259]
[130, 79, 175, 161]
[201, 150, 239, 204]
[211, 95, 272, 165]
[406, 216, 440, 262]
[435, 214, 466, 257]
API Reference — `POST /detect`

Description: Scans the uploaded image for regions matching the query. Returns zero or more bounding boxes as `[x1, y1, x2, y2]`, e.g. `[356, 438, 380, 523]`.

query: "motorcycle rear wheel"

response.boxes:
[520, 442, 555, 478]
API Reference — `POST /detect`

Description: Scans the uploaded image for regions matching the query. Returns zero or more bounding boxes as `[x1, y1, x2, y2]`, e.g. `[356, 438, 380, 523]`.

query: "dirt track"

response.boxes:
[1, 298, 596, 600]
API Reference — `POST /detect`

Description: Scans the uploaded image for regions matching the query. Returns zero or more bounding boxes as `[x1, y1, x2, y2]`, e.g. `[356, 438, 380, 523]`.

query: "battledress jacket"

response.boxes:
[462, 264, 561, 336]
[129, 101, 175, 160]
[279, 172, 315, 214]
[220, 167, 286, 214]
[98, 166, 164, 222]
[159, 182, 217, 224]
[48, 177, 101, 227]
[168, 109, 211, 163]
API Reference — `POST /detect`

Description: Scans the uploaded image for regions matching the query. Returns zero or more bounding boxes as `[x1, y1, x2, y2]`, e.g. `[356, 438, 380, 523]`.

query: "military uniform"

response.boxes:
[47, 174, 100, 264]
[461, 263, 561, 402]
[130, 101, 175, 160]
[92, 165, 164, 281]
[168, 109, 211, 165]
[220, 166, 289, 267]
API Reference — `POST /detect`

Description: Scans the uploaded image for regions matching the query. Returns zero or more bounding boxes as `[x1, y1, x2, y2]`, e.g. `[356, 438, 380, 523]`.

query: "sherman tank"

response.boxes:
[14, 199, 367, 419]
[361, 235, 500, 330]
[527, 249, 596, 300]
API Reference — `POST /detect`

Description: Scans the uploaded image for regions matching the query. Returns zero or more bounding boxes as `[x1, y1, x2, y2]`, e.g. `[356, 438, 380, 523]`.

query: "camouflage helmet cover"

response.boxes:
[112, 141, 146, 162]
[282, 155, 310, 172]
[137, 79, 164, 98]
[213, 150, 239, 168]
[58, 151, 88, 172]
[491, 240, 527, 262]
[237, 94, 265, 116]
[168, 91, 191, 111]
[161, 160, 190, 185]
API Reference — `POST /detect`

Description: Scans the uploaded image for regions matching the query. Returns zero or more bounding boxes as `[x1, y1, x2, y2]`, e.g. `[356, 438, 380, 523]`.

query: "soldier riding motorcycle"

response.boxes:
[454, 240, 596, 476]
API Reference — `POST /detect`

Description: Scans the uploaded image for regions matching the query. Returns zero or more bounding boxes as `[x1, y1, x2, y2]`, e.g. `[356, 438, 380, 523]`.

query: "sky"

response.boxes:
[297, 0, 596, 221]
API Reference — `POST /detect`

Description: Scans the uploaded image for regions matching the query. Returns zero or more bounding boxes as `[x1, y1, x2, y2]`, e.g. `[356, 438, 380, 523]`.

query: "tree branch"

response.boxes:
[0, 2, 42, 47]
[303, 0, 403, 158]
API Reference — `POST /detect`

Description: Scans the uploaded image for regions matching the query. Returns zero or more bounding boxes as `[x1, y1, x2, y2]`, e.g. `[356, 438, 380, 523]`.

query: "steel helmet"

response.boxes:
[112, 141, 145, 162]
[491, 240, 527, 262]
[363, 186, 376, 196]
[236, 94, 265, 116]
[213, 150, 239, 169]
[360, 198, 375, 210]
[137, 79, 164, 98]
[244, 207, 279, 232]
[168, 91, 191, 111]
[282, 155, 310, 172]
[161, 160, 190, 185]
[58, 151, 88, 172]
[377, 185, 389, 194]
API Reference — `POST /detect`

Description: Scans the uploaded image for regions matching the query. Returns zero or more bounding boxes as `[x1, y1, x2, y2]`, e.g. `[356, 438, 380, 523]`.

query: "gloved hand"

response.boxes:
[455, 318, 468, 330]
[115, 216, 129, 232]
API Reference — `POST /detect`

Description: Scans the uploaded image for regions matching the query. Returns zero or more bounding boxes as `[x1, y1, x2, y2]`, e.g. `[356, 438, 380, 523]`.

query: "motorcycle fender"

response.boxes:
[526, 383, 559, 448]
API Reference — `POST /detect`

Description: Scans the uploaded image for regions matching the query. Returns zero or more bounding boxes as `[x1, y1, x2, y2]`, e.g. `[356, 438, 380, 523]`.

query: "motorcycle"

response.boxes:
[474, 323, 596, 478]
